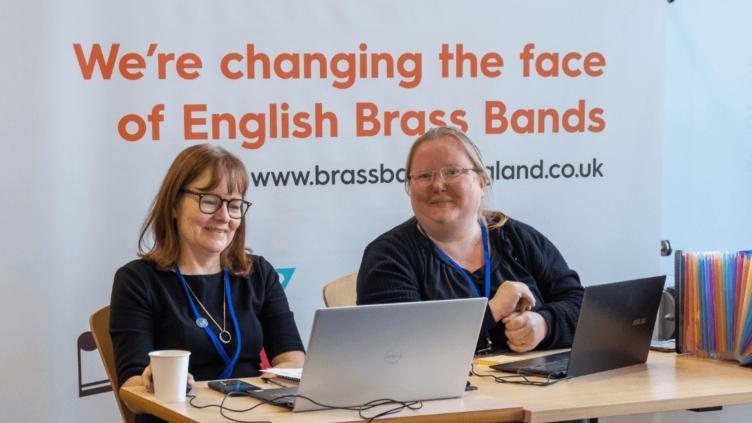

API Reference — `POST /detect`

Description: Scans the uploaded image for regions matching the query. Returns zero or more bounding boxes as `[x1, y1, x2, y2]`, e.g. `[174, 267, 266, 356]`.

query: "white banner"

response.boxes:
[0, 1, 664, 420]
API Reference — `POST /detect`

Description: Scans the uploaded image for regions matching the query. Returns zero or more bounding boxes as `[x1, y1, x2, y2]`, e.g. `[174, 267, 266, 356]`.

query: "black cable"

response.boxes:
[470, 363, 566, 386]
[260, 377, 290, 388]
[255, 393, 423, 421]
[219, 392, 274, 422]
[286, 395, 423, 421]
[186, 392, 274, 423]
[188, 390, 423, 422]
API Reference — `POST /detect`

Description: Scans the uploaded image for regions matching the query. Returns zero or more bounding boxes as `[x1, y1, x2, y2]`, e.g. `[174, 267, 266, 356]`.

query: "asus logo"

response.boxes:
[632, 317, 647, 326]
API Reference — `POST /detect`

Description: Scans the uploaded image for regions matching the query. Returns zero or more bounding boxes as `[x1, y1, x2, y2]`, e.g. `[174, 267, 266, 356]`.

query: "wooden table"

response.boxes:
[474, 351, 752, 422]
[120, 378, 523, 422]
[120, 351, 752, 422]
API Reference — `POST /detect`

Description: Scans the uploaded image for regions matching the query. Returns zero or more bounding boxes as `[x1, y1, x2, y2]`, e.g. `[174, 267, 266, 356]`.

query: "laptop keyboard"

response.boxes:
[526, 357, 569, 372]
[490, 351, 570, 377]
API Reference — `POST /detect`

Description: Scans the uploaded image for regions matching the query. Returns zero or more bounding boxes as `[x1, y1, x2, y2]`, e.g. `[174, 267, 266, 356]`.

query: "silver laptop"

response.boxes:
[249, 298, 487, 411]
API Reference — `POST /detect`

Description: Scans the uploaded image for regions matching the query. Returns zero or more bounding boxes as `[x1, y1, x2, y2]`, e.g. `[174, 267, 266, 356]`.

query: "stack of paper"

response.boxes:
[263, 367, 303, 381]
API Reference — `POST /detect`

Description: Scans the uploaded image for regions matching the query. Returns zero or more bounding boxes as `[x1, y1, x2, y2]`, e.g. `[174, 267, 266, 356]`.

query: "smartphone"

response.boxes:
[208, 379, 262, 394]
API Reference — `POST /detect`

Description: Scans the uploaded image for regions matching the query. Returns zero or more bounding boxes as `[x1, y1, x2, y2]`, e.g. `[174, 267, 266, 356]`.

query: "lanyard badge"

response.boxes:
[176, 267, 242, 379]
[433, 220, 491, 299]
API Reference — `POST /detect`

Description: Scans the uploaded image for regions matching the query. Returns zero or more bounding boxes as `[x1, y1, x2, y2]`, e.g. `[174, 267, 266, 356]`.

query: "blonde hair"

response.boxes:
[138, 144, 252, 274]
[404, 127, 508, 230]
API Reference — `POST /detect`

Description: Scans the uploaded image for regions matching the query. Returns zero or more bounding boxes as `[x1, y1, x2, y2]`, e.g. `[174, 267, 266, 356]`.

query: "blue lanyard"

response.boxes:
[432, 220, 491, 299]
[175, 267, 242, 379]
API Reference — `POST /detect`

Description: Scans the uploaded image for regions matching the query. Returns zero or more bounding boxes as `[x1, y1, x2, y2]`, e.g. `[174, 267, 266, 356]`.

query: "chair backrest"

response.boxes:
[322, 272, 358, 307]
[89, 306, 135, 423]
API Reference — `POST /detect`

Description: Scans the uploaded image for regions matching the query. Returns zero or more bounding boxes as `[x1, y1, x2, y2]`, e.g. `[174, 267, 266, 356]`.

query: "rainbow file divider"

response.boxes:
[675, 250, 752, 365]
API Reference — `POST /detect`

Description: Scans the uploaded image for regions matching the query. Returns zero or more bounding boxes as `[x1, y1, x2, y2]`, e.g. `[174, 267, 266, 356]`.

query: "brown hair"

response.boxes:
[404, 126, 508, 230]
[138, 144, 252, 274]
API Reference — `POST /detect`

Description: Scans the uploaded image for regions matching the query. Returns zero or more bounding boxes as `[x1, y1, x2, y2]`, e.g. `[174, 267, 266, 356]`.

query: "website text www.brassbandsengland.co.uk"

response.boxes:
[249, 158, 604, 187]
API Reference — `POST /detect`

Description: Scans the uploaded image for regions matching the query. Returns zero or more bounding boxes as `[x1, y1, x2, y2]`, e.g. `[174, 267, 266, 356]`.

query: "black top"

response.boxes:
[110, 256, 304, 387]
[357, 217, 584, 351]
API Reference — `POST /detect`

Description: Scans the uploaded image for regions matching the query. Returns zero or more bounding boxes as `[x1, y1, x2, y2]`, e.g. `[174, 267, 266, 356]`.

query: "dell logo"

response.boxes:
[632, 317, 647, 326]
[384, 349, 402, 364]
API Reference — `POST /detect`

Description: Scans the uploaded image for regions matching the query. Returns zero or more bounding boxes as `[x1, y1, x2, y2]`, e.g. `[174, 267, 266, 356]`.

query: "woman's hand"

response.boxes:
[502, 311, 548, 352]
[488, 281, 536, 322]
[261, 351, 306, 381]
[120, 366, 194, 413]
[269, 351, 305, 369]
[128, 365, 195, 393]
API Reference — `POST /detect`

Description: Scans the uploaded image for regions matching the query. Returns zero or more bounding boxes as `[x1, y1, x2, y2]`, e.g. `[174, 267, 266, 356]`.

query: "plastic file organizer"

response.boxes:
[675, 250, 752, 365]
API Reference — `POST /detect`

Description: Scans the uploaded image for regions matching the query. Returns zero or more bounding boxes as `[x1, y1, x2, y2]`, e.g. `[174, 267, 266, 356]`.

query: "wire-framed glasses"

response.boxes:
[179, 189, 251, 219]
[408, 166, 479, 186]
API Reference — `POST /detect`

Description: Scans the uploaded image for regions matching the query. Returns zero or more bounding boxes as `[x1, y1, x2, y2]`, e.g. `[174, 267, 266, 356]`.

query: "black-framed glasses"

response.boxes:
[408, 166, 480, 186]
[179, 189, 252, 219]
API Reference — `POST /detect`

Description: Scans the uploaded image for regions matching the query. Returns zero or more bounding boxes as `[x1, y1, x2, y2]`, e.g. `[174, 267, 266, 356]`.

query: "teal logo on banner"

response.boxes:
[276, 268, 295, 289]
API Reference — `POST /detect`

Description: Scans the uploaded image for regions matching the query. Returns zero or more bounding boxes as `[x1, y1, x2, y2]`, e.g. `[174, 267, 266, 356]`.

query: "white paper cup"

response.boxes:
[149, 350, 191, 403]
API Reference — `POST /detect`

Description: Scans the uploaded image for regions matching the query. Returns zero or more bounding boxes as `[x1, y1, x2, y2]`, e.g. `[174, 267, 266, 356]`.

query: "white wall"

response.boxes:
[660, 0, 752, 260]
[608, 1, 752, 422]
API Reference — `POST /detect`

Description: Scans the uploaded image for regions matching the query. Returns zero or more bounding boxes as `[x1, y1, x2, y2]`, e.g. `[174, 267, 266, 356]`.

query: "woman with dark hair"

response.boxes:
[357, 127, 584, 353]
[110, 144, 304, 420]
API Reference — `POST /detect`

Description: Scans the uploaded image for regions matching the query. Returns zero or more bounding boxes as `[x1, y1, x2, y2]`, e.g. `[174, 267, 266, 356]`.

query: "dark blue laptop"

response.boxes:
[491, 276, 666, 378]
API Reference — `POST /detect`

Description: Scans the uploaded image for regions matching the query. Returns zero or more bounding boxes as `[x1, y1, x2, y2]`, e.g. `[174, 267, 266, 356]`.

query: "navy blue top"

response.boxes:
[110, 256, 304, 387]
[357, 216, 584, 351]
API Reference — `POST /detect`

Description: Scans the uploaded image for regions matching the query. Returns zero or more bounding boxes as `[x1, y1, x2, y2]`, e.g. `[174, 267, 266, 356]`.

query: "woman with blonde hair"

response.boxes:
[357, 127, 583, 353]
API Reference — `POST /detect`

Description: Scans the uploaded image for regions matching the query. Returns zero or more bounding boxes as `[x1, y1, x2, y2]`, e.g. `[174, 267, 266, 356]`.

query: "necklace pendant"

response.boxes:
[219, 330, 232, 344]
[196, 317, 209, 328]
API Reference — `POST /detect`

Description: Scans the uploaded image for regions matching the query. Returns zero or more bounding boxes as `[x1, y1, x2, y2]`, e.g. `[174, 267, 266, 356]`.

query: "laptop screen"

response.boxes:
[292, 298, 488, 411]
[567, 275, 666, 377]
